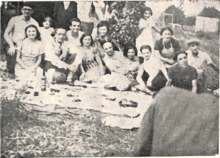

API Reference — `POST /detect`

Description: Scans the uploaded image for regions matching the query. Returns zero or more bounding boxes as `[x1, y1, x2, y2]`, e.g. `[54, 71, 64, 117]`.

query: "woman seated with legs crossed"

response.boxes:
[133, 45, 168, 95]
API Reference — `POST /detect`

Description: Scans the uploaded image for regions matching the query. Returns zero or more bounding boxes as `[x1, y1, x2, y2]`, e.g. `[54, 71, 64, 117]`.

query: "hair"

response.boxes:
[102, 41, 113, 48]
[124, 45, 138, 57]
[173, 50, 187, 62]
[140, 45, 152, 53]
[142, 7, 153, 16]
[43, 16, 53, 26]
[160, 26, 173, 36]
[97, 21, 109, 35]
[25, 24, 41, 40]
[69, 18, 81, 26]
[80, 34, 94, 46]
[54, 27, 66, 34]
[22, 2, 34, 10]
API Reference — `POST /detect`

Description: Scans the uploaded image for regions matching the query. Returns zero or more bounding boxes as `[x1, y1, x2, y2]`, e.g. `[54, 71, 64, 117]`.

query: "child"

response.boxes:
[136, 7, 160, 63]
[39, 16, 55, 43]
[15, 24, 44, 84]
[134, 45, 168, 95]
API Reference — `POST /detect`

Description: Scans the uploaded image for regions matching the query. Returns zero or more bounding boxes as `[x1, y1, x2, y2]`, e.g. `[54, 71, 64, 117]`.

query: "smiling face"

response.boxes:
[21, 6, 33, 18]
[141, 48, 151, 61]
[55, 29, 66, 43]
[82, 36, 92, 47]
[162, 30, 172, 42]
[127, 49, 136, 60]
[144, 10, 151, 20]
[70, 21, 81, 33]
[98, 26, 108, 37]
[103, 42, 114, 57]
[177, 53, 188, 67]
[27, 27, 37, 39]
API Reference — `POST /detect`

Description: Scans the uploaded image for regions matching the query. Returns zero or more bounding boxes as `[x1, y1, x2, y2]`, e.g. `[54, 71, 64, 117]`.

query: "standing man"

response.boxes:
[186, 38, 219, 93]
[53, 1, 77, 31]
[4, 2, 39, 75]
[166, 51, 197, 93]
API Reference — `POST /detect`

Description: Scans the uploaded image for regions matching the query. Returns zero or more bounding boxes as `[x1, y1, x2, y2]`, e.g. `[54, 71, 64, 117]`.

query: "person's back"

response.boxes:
[133, 87, 218, 156]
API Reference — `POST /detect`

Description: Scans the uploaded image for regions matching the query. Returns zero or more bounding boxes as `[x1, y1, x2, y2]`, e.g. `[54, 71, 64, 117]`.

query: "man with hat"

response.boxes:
[4, 2, 39, 75]
[186, 38, 219, 93]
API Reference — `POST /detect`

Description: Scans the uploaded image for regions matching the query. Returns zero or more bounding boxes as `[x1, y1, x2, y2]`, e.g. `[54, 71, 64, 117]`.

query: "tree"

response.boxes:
[185, 16, 196, 26]
[164, 5, 186, 25]
[198, 7, 220, 19]
[107, 1, 146, 48]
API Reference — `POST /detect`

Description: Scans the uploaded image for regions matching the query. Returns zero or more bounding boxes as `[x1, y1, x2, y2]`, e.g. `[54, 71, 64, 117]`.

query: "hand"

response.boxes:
[8, 46, 16, 56]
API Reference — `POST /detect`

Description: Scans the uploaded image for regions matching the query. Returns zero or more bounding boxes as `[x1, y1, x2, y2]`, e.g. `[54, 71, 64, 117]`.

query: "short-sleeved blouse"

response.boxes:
[16, 39, 44, 67]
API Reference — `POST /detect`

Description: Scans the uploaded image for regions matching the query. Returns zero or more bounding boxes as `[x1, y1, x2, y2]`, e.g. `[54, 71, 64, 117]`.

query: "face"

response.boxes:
[141, 48, 151, 61]
[127, 49, 135, 60]
[98, 26, 107, 37]
[21, 6, 33, 17]
[70, 21, 81, 33]
[177, 53, 188, 67]
[55, 29, 66, 43]
[43, 20, 51, 29]
[144, 10, 151, 19]
[27, 27, 37, 39]
[162, 30, 172, 42]
[103, 42, 114, 56]
[189, 43, 199, 53]
[82, 36, 92, 47]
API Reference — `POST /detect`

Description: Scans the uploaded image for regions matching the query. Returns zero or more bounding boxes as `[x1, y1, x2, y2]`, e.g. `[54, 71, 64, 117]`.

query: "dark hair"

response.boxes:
[140, 45, 152, 53]
[173, 50, 187, 62]
[43, 16, 53, 26]
[124, 45, 138, 57]
[97, 21, 109, 35]
[69, 18, 81, 26]
[25, 24, 41, 40]
[22, 2, 34, 10]
[142, 7, 153, 16]
[80, 34, 94, 46]
[160, 27, 173, 36]
[102, 41, 113, 48]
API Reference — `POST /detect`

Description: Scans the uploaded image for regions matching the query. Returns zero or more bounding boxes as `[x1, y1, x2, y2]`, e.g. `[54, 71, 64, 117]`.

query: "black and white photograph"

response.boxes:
[0, 0, 219, 157]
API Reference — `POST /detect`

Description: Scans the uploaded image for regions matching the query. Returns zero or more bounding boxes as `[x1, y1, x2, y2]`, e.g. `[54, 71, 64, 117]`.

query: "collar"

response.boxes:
[21, 15, 31, 22]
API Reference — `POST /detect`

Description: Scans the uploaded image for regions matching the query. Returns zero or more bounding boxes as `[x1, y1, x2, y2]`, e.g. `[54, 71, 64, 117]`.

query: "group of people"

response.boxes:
[3, 2, 219, 94]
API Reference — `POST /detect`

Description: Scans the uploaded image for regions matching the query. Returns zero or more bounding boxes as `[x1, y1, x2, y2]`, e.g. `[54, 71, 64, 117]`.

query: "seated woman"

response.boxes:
[166, 51, 197, 93]
[123, 45, 140, 86]
[154, 27, 181, 69]
[134, 45, 168, 95]
[71, 34, 106, 84]
[15, 24, 44, 85]
[92, 20, 119, 58]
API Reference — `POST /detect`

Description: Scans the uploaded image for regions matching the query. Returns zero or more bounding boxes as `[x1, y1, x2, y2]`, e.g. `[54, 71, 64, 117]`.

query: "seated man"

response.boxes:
[166, 50, 197, 93]
[44, 28, 75, 83]
[97, 41, 132, 91]
[186, 38, 219, 93]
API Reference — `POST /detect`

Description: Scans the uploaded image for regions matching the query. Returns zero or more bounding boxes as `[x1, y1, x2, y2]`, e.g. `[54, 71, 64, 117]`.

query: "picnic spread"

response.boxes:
[1, 78, 153, 129]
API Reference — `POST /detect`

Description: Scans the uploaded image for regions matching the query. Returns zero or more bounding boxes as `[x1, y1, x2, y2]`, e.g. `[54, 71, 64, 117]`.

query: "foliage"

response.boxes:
[164, 5, 186, 25]
[108, 1, 146, 48]
[198, 7, 220, 19]
[185, 16, 196, 26]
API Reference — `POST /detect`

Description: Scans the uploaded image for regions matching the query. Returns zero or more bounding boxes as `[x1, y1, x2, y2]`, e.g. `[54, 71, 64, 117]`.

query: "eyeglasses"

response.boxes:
[190, 44, 199, 47]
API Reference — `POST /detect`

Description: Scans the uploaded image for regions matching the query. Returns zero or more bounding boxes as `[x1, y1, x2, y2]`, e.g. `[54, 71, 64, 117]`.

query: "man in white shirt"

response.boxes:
[4, 2, 39, 75]
[186, 38, 219, 93]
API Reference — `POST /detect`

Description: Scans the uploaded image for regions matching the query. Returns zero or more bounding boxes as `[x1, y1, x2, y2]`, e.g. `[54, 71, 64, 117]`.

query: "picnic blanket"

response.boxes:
[1, 79, 153, 129]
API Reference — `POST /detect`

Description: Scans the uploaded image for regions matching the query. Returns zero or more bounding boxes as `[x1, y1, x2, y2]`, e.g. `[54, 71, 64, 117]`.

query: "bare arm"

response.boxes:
[152, 26, 160, 34]
[95, 52, 105, 76]
[191, 79, 197, 93]
[154, 50, 175, 65]
[209, 63, 219, 73]
[4, 24, 16, 55]
[136, 65, 146, 91]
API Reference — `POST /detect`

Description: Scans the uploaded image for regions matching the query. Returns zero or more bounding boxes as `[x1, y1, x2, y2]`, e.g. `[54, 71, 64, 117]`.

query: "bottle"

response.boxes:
[41, 76, 46, 91]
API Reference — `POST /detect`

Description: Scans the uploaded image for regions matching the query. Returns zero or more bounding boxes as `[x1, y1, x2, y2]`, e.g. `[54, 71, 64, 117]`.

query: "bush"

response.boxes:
[196, 31, 205, 38]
